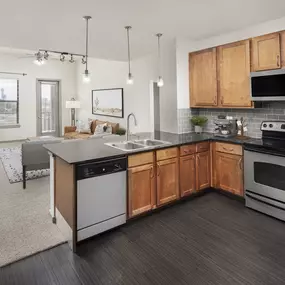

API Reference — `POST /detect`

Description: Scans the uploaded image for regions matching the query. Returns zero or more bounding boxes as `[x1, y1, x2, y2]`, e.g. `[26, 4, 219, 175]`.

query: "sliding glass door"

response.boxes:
[36, 80, 60, 137]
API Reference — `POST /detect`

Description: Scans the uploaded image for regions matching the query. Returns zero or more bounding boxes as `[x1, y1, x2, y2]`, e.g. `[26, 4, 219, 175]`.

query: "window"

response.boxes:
[0, 78, 19, 126]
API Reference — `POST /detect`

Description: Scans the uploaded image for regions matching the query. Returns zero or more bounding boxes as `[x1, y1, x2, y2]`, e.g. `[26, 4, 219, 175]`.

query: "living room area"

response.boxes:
[0, 40, 156, 266]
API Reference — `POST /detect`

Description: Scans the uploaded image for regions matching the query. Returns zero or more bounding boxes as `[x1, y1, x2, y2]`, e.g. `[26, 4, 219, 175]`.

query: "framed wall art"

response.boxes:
[92, 88, 124, 118]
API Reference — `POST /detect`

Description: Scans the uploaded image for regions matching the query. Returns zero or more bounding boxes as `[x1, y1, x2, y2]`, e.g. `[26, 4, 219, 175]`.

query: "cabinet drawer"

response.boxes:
[196, 142, 210, 153]
[216, 142, 242, 156]
[128, 152, 154, 168]
[157, 147, 178, 161]
[180, 144, 196, 156]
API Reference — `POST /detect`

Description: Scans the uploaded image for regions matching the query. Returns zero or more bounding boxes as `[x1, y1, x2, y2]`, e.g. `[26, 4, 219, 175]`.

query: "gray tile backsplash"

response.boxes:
[178, 102, 285, 138]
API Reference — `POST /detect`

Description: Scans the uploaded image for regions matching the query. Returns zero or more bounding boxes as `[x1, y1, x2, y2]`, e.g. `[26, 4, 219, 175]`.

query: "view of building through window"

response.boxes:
[0, 78, 19, 126]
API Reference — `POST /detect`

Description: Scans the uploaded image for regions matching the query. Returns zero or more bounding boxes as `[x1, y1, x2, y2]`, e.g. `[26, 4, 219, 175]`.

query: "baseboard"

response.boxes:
[214, 188, 245, 203]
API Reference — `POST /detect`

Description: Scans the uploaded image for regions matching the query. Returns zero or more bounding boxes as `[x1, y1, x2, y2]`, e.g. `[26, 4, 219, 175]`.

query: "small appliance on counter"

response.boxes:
[244, 121, 285, 221]
[214, 116, 238, 138]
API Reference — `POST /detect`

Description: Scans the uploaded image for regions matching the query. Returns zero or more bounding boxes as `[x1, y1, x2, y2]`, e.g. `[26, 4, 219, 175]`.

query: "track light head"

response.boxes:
[43, 51, 49, 60]
[34, 51, 45, 66]
[81, 56, 86, 64]
[69, 54, 75, 63]
[60, 53, 65, 62]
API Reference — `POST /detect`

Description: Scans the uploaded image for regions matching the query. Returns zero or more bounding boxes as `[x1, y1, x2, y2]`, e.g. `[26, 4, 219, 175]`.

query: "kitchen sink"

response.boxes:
[105, 141, 148, 152]
[134, 139, 171, 146]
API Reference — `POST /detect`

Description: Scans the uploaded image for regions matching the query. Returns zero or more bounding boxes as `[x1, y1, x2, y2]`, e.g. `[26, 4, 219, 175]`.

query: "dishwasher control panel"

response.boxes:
[76, 157, 127, 180]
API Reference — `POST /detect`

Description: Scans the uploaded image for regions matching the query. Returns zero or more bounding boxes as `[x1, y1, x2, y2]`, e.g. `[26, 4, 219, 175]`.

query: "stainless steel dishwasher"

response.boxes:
[76, 157, 127, 242]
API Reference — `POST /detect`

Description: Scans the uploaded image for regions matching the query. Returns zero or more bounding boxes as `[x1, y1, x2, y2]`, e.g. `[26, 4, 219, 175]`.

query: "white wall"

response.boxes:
[77, 55, 156, 133]
[0, 55, 77, 141]
[159, 40, 178, 133]
[176, 16, 285, 109]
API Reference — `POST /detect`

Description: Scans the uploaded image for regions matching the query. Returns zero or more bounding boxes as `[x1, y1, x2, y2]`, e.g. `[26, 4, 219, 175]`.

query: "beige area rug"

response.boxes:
[0, 144, 66, 267]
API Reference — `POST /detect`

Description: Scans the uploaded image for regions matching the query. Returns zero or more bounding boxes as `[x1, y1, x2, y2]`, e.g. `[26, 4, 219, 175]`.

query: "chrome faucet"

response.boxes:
[126, 113, 137, 141]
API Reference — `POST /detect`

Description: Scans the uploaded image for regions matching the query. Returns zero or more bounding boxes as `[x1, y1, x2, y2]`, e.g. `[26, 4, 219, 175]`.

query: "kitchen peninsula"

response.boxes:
[45, 132, 249, 252]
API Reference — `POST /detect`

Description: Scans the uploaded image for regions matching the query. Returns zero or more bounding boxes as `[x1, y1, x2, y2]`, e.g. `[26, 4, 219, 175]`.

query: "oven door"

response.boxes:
[244, 150, 285, 203]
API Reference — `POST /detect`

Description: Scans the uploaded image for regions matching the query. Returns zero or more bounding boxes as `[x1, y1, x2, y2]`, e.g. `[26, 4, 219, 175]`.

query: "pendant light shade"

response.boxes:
[83, 16, 92, 83]
[156, 33, 164, 87]
[125, 26, 134, 85]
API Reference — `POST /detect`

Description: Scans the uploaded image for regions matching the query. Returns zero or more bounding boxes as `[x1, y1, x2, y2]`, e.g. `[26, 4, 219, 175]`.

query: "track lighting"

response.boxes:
[82, 16, 92, 83]
[125, 26, 134, 85]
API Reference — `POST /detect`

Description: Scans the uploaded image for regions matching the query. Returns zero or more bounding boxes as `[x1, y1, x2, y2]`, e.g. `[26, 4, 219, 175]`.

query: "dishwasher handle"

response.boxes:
[77, 157, 127, 180]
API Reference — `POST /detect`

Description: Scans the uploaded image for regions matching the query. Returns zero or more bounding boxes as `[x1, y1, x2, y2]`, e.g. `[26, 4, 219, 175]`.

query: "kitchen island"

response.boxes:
[45, 132, 255, 252]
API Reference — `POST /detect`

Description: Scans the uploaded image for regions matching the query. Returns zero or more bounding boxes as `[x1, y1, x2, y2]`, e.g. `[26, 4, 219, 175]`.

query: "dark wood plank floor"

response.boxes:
[1, 192, 285, 285]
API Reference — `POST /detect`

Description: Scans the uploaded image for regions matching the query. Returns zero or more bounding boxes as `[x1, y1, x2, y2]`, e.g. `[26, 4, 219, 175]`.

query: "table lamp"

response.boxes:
[66, 98, 81, 126]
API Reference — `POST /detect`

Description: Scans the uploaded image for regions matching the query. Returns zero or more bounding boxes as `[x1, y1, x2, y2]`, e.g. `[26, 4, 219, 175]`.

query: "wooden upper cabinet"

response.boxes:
[252, 33, 281, 71]
[128, 163, 156, 218]
[196, 151, 210, 191]
[180, 154, 196, 197]
[218, 40, 252, 108]
[189, 48, 218, 107]
[216, 152, 244, 197]
[157, 158, 179, 206]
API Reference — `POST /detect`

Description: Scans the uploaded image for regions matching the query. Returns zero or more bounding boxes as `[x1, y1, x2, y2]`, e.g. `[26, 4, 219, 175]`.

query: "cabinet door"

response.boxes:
[189, 48, 218, 107]
[218, 40, 252, 108]
[180, 154, 196, 197]
[216, 152, 244, 196]
[252, 33, 281, 71]
[128, 164, 156, 218]
[196, 151, 210, 191]
[157, 158, 179, 206]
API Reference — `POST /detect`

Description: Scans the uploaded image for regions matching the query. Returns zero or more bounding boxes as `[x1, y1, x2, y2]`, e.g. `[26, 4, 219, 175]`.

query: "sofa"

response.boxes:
[64, 119, 119, 139]
[22, 138, 63, 189]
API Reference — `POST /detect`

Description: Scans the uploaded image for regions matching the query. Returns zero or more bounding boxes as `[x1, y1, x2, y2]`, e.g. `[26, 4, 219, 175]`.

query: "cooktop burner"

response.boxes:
[244, 121, 285, 155]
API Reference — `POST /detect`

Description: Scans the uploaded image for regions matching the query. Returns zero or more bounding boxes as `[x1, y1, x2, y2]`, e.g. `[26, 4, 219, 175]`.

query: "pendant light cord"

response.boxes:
[126, 26, 132, 74]
[85, 18, 89, 71]
[157, 33, 162, 77]
[83, 16, 92, 72]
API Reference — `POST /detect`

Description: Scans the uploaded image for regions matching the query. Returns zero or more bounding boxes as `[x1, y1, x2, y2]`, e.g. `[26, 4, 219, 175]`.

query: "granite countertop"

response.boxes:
[44, 132, 258, 164]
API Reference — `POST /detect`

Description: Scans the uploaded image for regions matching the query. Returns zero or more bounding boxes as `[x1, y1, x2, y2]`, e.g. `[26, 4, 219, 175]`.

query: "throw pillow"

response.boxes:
[94, 124, 105, 134]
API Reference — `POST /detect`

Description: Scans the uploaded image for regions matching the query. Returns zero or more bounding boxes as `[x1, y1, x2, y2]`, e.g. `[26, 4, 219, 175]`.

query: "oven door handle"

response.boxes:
[246, 193, 285, 211]
[244, 146, 285, 158]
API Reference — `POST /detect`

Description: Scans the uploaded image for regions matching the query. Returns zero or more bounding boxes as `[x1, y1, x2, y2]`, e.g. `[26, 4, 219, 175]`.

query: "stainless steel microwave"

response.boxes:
[250, 69, 285, 101]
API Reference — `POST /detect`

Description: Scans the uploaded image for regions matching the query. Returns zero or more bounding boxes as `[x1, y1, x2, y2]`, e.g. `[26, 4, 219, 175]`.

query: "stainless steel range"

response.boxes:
[244, 121, 285, 221]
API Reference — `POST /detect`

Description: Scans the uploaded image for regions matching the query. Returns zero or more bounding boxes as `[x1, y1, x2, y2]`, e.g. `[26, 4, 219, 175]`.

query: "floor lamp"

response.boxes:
[66, 98, 81, 126]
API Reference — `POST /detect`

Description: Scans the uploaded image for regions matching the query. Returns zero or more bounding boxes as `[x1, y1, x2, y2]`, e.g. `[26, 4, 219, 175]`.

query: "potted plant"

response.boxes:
[190, 116, 208, 133]
[115, 127, 126, 136]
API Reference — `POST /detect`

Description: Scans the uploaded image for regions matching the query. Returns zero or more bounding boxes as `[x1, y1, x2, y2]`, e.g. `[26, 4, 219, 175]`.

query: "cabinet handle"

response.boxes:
[150, 166, 154, 178]
[223, 146, 234, 152]
[214, 97, 217, 105]
[157, 163, 160, 176]
[239, 158, 242, 170]
[277, 55, 280, 67]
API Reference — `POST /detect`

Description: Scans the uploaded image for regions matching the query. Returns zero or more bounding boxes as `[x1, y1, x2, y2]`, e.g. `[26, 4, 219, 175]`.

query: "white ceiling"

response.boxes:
[1, 0, 285, 61]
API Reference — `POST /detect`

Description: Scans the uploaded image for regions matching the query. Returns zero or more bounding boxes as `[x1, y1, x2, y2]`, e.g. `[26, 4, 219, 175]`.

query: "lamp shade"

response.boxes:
[66, 100, 81, 109]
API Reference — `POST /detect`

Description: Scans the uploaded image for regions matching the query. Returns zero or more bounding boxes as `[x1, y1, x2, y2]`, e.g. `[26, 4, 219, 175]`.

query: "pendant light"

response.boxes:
[125, 26, 134, 84]
[82, 16, 92, 83]
[156, 33, 164, 87]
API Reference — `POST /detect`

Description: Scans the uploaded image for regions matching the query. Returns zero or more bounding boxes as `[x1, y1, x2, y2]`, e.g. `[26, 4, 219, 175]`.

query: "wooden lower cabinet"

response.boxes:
[196, 151, 211, 191]
[216, 152, 244, 196]
[128, 163, 156, 218]
[180, 154, 196, 197]
[157, 158, 179, 206]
